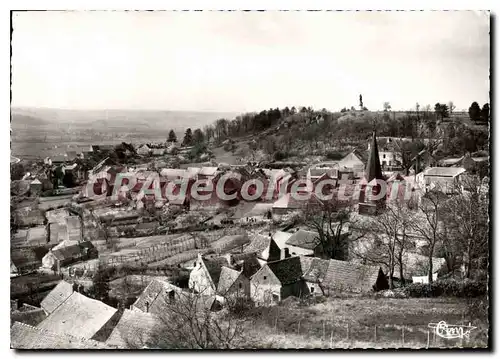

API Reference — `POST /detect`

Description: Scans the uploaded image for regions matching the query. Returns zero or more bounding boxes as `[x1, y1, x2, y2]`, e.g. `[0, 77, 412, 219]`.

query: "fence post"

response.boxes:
[402, 327, 405, 346]
[427, 330, 430, 349]
[330, 328, 333, 348]
[297, 320, 301, 334]
[374, 325, 377, 341]
[347, 323, 350, 341]
[323, 320, 325, 341]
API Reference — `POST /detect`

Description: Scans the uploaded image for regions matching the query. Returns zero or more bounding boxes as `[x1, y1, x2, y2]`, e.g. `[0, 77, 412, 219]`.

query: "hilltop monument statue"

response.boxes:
[359, 94, 364, 110]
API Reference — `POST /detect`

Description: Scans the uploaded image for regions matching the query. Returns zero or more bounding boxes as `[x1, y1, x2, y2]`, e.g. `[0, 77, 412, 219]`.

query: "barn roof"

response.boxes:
[105, 309, 162, 349]
[266, 256, 303, 285]
[322, 259, 383, 293]
[40, 280, 74, 314]
[37, 292, 117, 339]
[11, 322, 114, 349]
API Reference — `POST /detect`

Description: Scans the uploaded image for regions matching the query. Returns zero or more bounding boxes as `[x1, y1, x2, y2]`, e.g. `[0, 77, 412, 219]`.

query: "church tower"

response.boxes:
[358, 131, 386, 215]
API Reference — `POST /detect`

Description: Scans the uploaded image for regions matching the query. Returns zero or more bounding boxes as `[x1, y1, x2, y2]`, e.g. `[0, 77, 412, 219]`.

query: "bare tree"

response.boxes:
[410, 189, 447, 283]
[383, 102, 392, 112]
[442, 176, 489, 278]
[304, 200, 366, 261]
[150, 289, 248, 349]
[352, 200, 414, 288]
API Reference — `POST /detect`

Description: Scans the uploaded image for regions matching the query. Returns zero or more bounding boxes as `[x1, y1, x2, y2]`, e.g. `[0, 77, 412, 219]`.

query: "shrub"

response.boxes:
[403, 279, 487, 298]
[325, 151, 344, 161]
[273, 151, 288, 161]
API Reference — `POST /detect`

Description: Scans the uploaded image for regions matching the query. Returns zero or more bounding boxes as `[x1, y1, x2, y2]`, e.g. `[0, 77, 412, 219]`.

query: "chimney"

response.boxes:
[145, 301, 149, 313]
[282, 248, 290, 259]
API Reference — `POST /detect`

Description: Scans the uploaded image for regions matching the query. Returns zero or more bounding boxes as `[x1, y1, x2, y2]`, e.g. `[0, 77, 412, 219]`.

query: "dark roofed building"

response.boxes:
[322, 259, 388, 293]
[11, 246, 50, 274]
[41, 241, 98, 273]
[250, 256, 307, 305]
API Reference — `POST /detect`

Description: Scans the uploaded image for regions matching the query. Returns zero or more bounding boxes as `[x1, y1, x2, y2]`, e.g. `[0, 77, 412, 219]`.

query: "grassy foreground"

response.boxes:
[235, 296, 489, 349]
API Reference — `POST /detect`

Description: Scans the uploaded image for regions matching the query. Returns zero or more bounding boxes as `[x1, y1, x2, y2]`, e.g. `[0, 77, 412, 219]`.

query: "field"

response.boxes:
[11, 107, 239, 159]
[237, 296, 488, 349]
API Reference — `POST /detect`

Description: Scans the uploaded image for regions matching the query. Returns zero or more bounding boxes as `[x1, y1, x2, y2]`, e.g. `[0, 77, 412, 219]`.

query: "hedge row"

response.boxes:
[403, 279, 487, 298]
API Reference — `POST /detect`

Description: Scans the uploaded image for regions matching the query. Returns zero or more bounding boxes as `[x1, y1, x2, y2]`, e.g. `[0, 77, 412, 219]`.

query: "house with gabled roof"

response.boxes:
[131, 279, 183, 314]
[243, 233, 282, 265]
[250, 256, 307, 305]
[41, 241, 98, 273]
[189, 254, 230, 297]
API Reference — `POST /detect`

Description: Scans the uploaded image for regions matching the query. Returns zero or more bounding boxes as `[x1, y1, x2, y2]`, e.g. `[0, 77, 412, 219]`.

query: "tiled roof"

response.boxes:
[202, 257, 230, 287]
[266, 256, 303, 285]
[11, 322, 114, 349]
[302, 258, 330, 283]
[11, 247, 49, 270]
[217, 267, 241, 294]
[285, 229, 320, 250]
[132, 279, 183, 314]
[241, 255, 262, 278]
[51, 241, 96, 262]
[41, 280, 74, 314]
[37, 292, 117, 339]
[11, 307, 47, 327]
[272, 231, 293, 249]
[298, 256, 315, 274]
[243, 234, 270, 254]
[322, 259, 383, 293]
[424, 167, 466, 177]
[105, 309, 162, 349]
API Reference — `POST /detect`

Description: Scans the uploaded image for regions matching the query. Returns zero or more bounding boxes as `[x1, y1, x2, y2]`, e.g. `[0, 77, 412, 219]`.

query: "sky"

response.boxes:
[11, 11, 490, 112]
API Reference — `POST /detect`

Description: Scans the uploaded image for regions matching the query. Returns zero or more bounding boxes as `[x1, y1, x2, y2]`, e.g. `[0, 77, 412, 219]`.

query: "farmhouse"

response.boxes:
[250, 256, 306, 305]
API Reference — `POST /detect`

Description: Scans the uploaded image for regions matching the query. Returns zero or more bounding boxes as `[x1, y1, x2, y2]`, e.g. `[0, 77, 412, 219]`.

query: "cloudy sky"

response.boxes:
[11, 11, 490, 112]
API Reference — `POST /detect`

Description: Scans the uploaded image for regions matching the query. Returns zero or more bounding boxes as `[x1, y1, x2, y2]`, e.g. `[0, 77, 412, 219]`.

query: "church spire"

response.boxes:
[365, 131, 383, 183]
